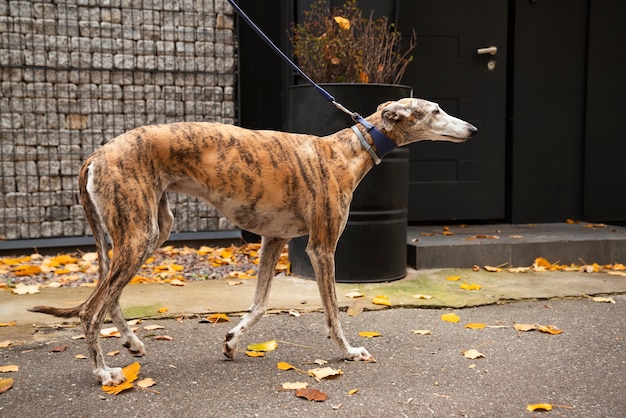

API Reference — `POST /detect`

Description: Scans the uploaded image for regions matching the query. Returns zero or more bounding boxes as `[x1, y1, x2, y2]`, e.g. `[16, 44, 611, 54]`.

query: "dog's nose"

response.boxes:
[468, 124, 478, 136]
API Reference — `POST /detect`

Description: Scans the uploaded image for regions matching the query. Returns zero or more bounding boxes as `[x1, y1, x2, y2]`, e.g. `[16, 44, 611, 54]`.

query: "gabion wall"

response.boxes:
[0, 0, 237, 241]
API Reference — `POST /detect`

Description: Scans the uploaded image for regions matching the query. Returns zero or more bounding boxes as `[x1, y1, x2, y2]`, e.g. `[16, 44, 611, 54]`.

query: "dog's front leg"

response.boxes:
[307, 244, 375, 362]
[108, 299, 146, 357]
[223, 236, 289, 359]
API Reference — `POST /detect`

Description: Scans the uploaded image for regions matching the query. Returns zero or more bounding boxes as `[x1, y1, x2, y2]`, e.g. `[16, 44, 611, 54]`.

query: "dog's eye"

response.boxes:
[432, 108, 440, 114]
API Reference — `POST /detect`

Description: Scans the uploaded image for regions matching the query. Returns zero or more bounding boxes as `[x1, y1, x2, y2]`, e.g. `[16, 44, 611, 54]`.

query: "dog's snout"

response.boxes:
[468, 124, 478, 136]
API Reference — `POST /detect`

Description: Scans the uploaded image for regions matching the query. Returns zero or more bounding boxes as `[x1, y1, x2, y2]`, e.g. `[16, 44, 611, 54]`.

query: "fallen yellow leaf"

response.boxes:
[348, 388, 360, 395]
[358, 331, 381, 338]
[277, 361, 295, 371]
[371, 295, 391, 307]
[527, 403, 553, 411]
[11, 265, 42, 276]
[245, 351, 265, 357]
[445, 275, 461, 281]
[537, 324, 562, 335]
[75, 354, 88, 360]
[459, 283, 482, 291]
[247, 340, 278, 352]
[0, 377, 14, 394]
[158, 307, 168, 313]
[0, 322, 16, 327]
[101, 362, 141, 395]
[441, 313, 460, 323]
[207, 313, 230, 323]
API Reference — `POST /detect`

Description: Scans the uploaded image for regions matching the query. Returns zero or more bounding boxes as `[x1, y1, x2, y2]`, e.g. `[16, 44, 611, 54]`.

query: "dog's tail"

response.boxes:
[28, 303, 84, 318]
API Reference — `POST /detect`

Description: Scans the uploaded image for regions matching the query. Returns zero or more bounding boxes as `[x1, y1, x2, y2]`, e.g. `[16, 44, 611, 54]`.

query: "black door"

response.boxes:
[398, 0, 507, 221]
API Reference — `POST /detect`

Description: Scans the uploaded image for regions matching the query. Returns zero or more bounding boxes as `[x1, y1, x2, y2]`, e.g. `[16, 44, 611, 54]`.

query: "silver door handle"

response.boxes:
[477, 46, 498, 56]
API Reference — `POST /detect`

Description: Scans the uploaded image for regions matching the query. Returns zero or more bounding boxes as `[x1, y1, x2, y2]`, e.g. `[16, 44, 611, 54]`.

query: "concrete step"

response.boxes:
[407, 223, 626, 269]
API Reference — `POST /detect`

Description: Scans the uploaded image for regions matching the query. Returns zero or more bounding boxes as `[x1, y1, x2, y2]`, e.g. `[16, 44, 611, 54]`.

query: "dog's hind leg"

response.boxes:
[306, 237, 375, 362]
[106, 194, 172, 358]
[223, 236, 288, 359]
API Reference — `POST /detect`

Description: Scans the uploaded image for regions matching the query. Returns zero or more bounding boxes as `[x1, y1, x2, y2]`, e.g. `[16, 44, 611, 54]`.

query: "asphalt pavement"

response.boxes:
[1, 269, 625, 417]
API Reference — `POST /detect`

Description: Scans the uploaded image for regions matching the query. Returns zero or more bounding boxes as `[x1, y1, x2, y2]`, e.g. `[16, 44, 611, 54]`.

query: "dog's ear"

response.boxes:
[380, 102, 411, 131]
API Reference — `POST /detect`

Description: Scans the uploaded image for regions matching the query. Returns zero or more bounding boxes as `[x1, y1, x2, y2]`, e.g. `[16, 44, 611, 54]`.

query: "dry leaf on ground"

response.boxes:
[102, 362, 141, 395]
[143, 324, 165, 331]
[277, 361, 296, 371]
[206, 313, 230, 323]
[411, 329, 432, 335]
[295, 387, 327, 402]
[282, 381, 308, 390]
[0, 365, 19, 373]
[527, 403, 552, 411]
[537, 324, 562, 335]
[462, 349, 485, 359]
[592, 296, 616, 304]
[137, 378, 156, 388]
[308, 367, 343, 381]
[358, 331, 381, 338]
[0, 322, 16, 327]
[441, 313, 460, 323]
[11, 283, 40, 294]
[371, 295, 391, 307]
[347, 302, 363, 317]
[0, 377, 14, 394]
[464, 323, 486, 329]
[247, 340, 278, 352]
[459, 283, 482, 291]
[345, 291, 364, 298]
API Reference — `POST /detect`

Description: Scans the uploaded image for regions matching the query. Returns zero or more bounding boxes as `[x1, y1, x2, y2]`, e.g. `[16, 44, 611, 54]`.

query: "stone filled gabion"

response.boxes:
[0, 0, 237, 240]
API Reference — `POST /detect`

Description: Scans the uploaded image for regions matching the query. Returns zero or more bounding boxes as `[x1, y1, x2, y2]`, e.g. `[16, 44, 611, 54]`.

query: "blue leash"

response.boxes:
[227, 0, 397, 164]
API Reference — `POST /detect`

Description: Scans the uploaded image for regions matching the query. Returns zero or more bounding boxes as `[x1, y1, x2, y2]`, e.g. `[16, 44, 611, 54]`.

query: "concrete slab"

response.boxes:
[2, 267, 625, 341]
[408, 223, 626, 269]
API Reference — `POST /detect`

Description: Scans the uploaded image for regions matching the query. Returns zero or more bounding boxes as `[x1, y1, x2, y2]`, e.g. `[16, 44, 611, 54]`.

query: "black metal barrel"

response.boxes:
[287, 84, 412, 283]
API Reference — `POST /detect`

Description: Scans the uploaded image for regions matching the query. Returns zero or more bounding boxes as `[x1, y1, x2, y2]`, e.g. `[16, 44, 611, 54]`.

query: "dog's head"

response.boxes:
[376, 98, 477, 146]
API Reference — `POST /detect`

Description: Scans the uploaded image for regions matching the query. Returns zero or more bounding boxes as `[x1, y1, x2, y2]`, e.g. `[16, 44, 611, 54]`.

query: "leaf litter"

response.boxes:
[0, 243, 287, 289]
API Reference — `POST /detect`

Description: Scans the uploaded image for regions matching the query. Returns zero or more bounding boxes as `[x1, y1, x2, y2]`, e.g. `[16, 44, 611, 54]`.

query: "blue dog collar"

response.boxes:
[353, 115, 398, 162]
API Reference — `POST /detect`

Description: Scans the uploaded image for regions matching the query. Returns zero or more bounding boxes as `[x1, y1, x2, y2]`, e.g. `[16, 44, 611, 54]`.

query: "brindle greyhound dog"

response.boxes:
[30, 98, 477, 386]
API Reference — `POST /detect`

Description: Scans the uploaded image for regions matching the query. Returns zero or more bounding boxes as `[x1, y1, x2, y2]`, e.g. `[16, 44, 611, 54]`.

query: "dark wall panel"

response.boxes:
[584, 0, 626, 221]
[509, 0, 588, 223]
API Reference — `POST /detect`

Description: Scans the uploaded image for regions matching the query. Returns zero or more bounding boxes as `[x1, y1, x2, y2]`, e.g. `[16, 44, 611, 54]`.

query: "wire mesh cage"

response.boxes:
[0, 0, 237, 241]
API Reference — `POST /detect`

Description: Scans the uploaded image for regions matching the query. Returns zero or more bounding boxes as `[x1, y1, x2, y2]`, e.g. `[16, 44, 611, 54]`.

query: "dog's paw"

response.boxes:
[122, 338, 146, 357]
[222, 332, 237, 360]
[346, 347, 376, 363]
[95, 366, 126, 386]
